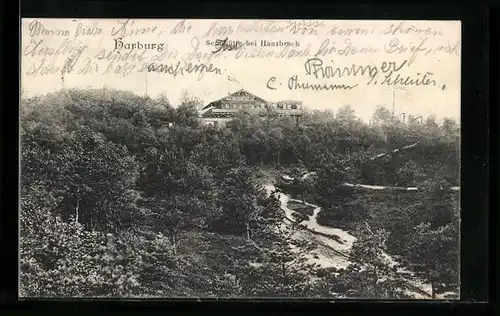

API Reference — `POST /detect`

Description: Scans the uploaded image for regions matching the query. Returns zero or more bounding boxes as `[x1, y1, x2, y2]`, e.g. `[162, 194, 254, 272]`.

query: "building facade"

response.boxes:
[200, 89, 303, 128]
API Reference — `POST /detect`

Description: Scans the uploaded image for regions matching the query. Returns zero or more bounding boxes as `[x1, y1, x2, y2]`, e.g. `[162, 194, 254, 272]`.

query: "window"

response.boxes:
[290, 104, 298, 110]
[277, 104, 284, 109]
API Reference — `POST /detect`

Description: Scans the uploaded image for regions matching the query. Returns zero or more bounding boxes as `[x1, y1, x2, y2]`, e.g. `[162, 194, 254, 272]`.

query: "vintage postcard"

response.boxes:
[20, 19, 461, 299]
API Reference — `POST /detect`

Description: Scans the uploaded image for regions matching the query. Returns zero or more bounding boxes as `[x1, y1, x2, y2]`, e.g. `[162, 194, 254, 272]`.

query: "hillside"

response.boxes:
[20, 88, 460, 299]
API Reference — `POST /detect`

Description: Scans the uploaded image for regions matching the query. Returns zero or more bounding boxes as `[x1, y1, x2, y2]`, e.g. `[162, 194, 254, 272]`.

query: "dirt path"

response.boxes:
[264, 183, 354, 270]
[263, 182, 438, 299]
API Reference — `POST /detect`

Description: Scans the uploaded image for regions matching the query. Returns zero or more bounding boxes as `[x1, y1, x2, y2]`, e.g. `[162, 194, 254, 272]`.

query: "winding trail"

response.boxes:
[344, 183, 460, 191]
[295, 172, 459, 192]
[263, 184, 354, 270]
[280, 194, 356, 253]
[370, 142, 418, 161]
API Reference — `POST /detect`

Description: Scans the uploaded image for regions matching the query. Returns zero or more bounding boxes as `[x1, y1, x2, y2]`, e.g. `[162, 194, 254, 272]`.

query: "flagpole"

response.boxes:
[392, 89, 395, 120]
[227, 75, 241, 94]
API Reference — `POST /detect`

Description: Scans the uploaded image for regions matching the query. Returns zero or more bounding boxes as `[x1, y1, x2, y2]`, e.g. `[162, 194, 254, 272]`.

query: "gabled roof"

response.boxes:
[202, 89, 269, 110]
[199, 106, 214, 116]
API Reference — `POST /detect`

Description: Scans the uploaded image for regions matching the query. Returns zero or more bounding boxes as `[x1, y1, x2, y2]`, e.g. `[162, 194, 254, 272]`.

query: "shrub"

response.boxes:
[20, 184, 142, 297]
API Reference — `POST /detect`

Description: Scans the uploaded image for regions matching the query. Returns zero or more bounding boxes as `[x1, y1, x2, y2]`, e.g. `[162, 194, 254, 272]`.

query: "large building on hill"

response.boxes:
[199, 89, 303, 128]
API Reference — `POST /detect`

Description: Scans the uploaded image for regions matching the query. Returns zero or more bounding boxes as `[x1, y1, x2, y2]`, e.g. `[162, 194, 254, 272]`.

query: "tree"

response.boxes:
[423, 114, 441, 139]
[180, 89, 203, 110]
[287, 164, 315, 205]
[394, 159, 427, 186]
[20, 183, 143, 297]
[442, 118, 459, 141]
[138, 146, 219, 255]
[336, 105, 357, 126]
[189, 130, 243, 173]
[175, 89, 202, 128]
[267, 126, 284, 165]
[315, 162, 357, 226]
[175, 103, 200, 128]
[307, 143, 335, 171]
[371, 106, 393, 126]
[238, 195, 318, 297]
[406, 220, 459, 298]
[402, 180, 460, 298]
[294, 133, 313, 166]
[247, 128, 270, 166]
[214, 167, 263, 240]
[21, 125, 140, 232]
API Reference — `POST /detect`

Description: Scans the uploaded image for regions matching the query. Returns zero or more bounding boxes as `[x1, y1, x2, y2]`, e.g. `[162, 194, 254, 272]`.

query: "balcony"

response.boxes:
[203, 107, 303, 118]
[212, 109, 240, 113]
[274, 109, 303, 116]
[204, 108, 268, 118]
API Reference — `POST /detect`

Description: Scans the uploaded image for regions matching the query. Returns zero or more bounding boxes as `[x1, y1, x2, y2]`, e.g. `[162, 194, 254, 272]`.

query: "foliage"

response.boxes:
[21, 125, 140, 232]
[321, 224, 412, 299]
[20, 184, 142, 297]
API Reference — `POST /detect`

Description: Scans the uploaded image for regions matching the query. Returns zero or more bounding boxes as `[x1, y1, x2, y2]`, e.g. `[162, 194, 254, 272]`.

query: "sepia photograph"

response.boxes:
[20, 18, 461, 299]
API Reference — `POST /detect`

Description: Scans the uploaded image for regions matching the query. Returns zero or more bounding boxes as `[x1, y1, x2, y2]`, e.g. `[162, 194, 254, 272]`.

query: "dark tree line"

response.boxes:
[20, 88, 460, 298]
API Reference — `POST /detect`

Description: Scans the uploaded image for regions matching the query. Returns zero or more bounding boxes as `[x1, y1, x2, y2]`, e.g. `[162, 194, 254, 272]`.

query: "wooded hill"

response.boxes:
[20, 88, 460, 298]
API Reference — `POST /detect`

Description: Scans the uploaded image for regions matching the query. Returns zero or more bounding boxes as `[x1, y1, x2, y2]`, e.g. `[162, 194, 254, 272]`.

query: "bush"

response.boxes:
[291, 212, 309, 223]
[287, 201, 315, 216]
[316, 207, 345, 228]
[20, 185, 142, 297]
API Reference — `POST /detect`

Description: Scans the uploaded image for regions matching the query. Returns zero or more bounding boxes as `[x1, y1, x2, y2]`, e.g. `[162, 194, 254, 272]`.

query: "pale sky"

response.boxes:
[21, 19, 461, 122]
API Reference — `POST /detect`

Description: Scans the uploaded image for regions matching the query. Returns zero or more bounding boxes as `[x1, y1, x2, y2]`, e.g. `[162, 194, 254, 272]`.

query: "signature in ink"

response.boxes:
[210, 37, 243, 54]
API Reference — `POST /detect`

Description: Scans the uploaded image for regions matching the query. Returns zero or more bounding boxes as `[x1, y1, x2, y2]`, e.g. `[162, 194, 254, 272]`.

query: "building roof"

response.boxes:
[202, 89, 269, 110]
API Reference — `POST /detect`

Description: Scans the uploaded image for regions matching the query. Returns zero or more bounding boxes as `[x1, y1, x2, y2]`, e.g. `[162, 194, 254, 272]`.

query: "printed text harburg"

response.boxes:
[114, 37, 165, 52]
